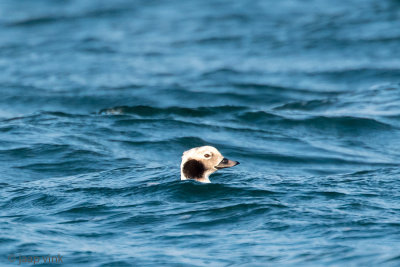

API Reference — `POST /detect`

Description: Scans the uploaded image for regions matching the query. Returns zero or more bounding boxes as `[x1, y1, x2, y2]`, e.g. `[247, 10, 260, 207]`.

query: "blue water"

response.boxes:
[1, 0, 400, 266]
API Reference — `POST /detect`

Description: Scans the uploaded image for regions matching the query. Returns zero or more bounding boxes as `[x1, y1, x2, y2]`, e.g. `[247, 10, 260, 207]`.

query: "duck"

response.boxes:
[180, 146, 240, 183]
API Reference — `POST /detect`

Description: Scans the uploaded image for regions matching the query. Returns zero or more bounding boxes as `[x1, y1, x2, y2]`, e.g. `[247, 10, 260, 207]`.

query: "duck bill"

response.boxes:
[215, 158, 240, 169]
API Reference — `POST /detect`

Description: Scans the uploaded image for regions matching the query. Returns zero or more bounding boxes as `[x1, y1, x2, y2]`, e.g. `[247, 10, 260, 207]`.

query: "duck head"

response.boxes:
[180, 146, 239, 183]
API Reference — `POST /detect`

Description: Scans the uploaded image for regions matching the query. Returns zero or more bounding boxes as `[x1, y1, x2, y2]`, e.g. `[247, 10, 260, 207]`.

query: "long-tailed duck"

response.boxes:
[180, 146, 239, 183]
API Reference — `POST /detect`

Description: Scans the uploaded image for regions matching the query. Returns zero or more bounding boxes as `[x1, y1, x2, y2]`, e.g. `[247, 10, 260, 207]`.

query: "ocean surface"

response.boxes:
[1, 0, 400, 266]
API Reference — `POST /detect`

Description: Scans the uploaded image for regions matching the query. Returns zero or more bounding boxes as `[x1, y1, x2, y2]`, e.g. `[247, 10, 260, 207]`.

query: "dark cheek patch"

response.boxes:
[183, 159, 205, 179]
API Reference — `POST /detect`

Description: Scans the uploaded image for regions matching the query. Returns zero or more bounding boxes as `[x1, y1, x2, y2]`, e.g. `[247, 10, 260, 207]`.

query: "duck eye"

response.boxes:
[204, 154, 211, 158]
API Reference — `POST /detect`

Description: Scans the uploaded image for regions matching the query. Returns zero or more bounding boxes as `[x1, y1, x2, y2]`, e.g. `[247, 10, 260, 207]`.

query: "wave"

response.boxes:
[99, 105, 247, 117]
[6, 7, 132, 27]
[236, 111, 394, 130]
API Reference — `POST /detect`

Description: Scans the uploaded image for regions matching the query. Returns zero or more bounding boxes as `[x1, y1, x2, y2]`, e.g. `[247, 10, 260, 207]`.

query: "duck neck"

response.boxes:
[181, 159, 213, 183]
[194, 175, 211, 183]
